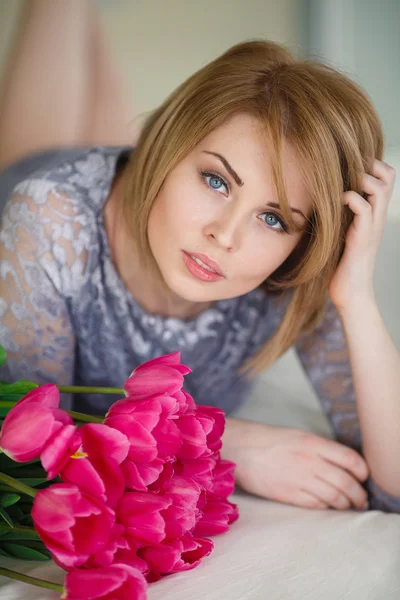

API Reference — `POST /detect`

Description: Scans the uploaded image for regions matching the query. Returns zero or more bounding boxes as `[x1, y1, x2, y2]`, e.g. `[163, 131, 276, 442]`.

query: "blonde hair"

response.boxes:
[122, 40, 383, 376]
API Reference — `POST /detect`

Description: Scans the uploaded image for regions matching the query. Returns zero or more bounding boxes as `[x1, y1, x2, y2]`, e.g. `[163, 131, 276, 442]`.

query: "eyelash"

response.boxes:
[199, 169, 288, 234]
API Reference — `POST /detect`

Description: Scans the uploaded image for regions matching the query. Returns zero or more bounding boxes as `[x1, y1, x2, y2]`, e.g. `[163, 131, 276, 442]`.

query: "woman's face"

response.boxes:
[148, 113, 312, 304]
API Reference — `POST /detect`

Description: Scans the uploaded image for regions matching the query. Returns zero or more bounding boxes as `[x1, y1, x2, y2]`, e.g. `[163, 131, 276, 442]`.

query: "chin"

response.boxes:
[161, 270, 224, 304]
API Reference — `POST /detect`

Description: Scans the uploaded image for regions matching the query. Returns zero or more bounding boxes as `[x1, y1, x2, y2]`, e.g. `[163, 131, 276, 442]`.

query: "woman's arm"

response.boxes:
[325, 157, 399, 505]
[337, 298, 400, 496]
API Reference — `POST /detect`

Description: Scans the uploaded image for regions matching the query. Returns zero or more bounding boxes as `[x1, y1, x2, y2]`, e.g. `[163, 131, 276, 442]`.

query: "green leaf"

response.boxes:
[0, 493, 20, 508]
[0, 380, 38, 402]
[0, 346, 6, 368]
[0, 524, 40, 541]
[0, 542, 50, 561]
[0, 506, 13, 527]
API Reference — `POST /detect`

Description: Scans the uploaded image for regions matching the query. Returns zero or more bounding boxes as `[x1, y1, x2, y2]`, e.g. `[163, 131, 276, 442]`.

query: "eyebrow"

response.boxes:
[202, 150, 307, 221]
[202, 151, 244, 187]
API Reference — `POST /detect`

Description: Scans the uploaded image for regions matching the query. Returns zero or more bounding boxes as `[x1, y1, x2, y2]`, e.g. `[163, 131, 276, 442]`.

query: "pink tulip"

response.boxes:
[0, 384, 73, 463]
[12, 383, 60, 409]
[64, 563, 147, 600]
[173, 455, 217, 492]
[80, 424, 130, 464]
[175, 414, 211, 460]
[61, 424, 130, 507]
[194, 406, 225, 452]
[123, 352, 190, 399]
[193, 497, 239, 537]
[41, 425, 81, 480]
[172, 389, 196, 414]
[161, 476, 202, 539]
[105, 413, 158, 463]
[121, 457, 165, 492]
[117, 491, 172, 546]
[105, 397, 183, 462]
[147, 459, 175, 493]
[140, 535, 214, 581]
[212, 458, 236, 497]
[84, 524, 130, 569]
[61, 455, 125, 509]
[32, 484, 115, 568]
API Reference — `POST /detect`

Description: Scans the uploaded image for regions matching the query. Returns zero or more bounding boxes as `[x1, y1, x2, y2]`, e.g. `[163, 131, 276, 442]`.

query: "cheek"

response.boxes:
[238, 232, 299, 283]
[150, 183, 208, 240]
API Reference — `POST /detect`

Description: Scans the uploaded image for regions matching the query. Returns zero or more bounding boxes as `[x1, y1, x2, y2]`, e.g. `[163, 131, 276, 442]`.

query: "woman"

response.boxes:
[0, 0, 399, 514]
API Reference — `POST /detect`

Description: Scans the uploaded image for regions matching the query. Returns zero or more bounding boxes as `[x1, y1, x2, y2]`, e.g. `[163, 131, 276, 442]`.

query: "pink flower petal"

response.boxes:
[151, 418, 182, 458]
[32, 484, 115, 569]
[61, 457, 106, 500]
[212, 459, 236, 497]
[134, 351, 191, 375]
[106, 415, 158, 463]
[176, 415, 209, 460]
[64, 563, 147, 600]
[121, 458, 164, 492]
[41, 425, 80, 479]
[80, 423, 130, 464]
[124, 365, 184, 399]
[106, 397, 162, 430]
[13, 383, 60, 409]
[0, 403, 56, 462]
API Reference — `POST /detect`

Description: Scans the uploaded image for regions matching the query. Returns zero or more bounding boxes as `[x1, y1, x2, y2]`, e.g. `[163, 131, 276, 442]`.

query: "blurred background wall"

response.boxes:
[0, 0, 398, 216]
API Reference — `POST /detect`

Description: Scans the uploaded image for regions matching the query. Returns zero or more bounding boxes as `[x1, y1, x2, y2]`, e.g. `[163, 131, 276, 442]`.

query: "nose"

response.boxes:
[203, 206, 243, 252]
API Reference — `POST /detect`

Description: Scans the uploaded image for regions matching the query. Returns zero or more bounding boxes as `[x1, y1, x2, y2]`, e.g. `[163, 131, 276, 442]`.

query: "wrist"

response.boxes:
[334, 294, 378, 323]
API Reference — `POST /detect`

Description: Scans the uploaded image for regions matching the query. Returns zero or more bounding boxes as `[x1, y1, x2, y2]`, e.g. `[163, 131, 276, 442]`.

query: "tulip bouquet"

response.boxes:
[0, 346, 238, 599]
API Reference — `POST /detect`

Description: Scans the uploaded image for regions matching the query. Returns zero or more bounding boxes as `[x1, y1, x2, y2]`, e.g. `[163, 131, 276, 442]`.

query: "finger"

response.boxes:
[315, 462, 369, 510]
[343, 190, 374, 239]
[314, 437, 369, 482]
[358, 172, 388, 215]
[308, 475, 352, 510]
[292, 490, 329, 510]
[360, 173, 389, 208]
[369, 159, 396, 188]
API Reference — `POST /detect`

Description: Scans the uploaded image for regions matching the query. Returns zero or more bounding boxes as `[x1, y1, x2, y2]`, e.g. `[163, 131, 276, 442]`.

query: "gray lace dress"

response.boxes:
[0, 146, 398, 512]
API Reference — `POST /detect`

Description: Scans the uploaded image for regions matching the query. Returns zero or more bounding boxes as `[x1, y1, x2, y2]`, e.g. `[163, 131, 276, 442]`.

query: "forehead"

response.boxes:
[194, 113, 312, 215]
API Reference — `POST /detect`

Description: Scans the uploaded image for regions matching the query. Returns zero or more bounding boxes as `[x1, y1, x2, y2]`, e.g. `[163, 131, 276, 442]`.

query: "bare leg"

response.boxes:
[0, 0, 134, 170]
[86, 6, 135, 146]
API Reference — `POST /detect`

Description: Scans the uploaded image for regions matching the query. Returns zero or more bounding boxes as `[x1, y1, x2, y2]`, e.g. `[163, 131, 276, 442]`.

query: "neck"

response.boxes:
[103, 174, 213, 320]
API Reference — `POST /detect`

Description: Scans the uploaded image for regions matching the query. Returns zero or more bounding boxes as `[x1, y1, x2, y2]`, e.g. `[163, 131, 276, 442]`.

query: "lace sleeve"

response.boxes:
[0, 182, 88, 408]
[295, 298, 400, 513]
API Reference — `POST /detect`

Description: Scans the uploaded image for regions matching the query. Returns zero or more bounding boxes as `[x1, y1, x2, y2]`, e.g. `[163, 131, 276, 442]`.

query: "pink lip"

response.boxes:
[187, 252, 224, 276]
[181, 251, 225, 283]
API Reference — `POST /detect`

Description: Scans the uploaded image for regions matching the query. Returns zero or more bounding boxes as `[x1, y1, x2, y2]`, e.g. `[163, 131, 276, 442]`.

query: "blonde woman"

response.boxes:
[0, 0, 399, 515]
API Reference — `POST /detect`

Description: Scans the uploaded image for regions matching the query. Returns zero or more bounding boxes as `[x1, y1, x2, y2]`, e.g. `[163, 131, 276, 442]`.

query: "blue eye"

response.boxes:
[200, 171, 229, 195]
[260, 212, 287, 233]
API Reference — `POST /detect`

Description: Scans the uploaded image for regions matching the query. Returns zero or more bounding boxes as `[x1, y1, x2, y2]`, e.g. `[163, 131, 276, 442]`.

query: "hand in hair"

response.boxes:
[328, 159, 396, 311]
[221, 418, 369, 511]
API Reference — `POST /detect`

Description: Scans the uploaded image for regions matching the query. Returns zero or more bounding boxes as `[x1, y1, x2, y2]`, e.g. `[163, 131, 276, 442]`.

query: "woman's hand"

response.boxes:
[328, 159, 396, 311]
[221, 418, 369, 510]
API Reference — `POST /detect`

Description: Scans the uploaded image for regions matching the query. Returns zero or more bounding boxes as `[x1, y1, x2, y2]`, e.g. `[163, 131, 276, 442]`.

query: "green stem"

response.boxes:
[65, 410, 104, 423]
[0, 567, 63, 592]
[0, 402, 104, 423]
[58, 385, 124, 395]
[0, 473, 36, 498]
